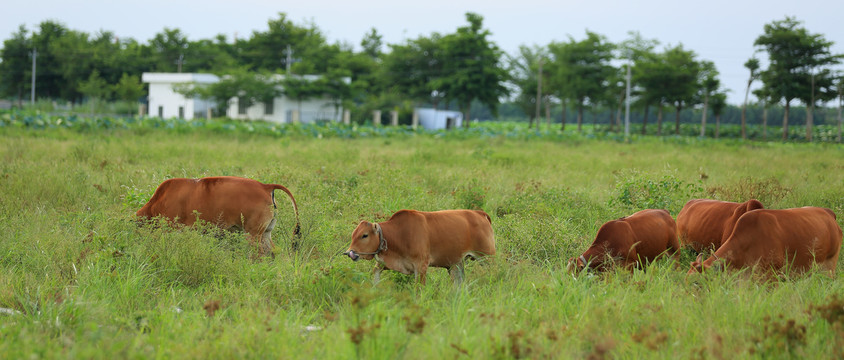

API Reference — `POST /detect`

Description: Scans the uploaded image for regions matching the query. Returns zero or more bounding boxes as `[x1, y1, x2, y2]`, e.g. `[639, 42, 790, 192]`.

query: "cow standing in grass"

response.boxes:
[345, 209, 495, 284]
[136, 176, 301, 257]
[568, 209, 679, 272]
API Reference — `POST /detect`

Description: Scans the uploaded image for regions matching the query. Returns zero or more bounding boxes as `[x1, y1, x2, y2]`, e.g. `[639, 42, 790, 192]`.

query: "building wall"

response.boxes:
[228, 97, 342, 123]
[148, 82, 190, 119]
[143, 73, 219, 120]
[417, 108, 463, 130]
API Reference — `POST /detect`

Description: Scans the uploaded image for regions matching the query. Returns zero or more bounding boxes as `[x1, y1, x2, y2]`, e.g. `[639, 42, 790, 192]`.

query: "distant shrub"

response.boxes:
[122, 184, 154, 210]
[454, 179, 486, 210]
[705, 177, 791, 206]
[609, 170, 702, 214]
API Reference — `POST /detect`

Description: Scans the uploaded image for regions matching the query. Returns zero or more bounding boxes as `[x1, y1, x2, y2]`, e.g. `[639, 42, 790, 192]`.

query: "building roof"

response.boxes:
[141, 73, 219, 84]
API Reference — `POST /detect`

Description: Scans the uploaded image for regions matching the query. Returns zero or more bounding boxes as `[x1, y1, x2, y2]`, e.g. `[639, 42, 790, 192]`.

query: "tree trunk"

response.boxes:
[561, 100, 567, 131]
[577, 101, 584, 132]
[462, 103, 471, 129]
[806, 103, 813, 142]
[675, 102, 683, 135]
[838, 95, 842, 143]
[700, 93, 709, 138]
[762, 104, 768, 140]
[614, 93, 623, 132]
[657, 105, 664, 135]
[545, 97, 551, 131]
[782, 101, 790, 141]
[715, 114, 721, 139]
[741, 82, 751, 140]
[807, 74, 814, 142]
[641, 104, 649, 135]
[613, 104, 620, 132]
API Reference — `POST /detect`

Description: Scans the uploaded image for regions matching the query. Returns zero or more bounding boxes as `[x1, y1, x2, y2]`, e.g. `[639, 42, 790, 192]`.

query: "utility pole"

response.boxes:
[624, 63, 631, 139]
[283, 45, 300, 73]
[175, 54, 184, 73]
[535, 58, 543, 130]
[31, 48, 37, 105]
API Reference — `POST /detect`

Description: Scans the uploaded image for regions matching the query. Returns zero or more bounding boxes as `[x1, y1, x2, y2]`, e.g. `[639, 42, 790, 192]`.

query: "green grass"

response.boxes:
[1, 125, 843, 359]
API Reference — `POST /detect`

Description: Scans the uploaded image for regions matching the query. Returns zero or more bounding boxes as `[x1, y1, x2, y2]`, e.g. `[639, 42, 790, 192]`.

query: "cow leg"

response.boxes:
[245, 209, 275, 258]
[261, 218, 277, 259]
[372, 263, 387, 284]
[415, 263, 428, 285]
[449, 260, 466, 285]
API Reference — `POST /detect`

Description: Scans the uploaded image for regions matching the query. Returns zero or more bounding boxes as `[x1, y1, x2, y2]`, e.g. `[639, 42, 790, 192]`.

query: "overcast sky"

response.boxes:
[3, 0, 843, 105]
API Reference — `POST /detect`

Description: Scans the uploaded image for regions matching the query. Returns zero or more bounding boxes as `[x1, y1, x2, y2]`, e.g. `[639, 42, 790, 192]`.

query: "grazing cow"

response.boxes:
[136, 176, 301, 257]
[345, 209, 496, 284]
[688, 207, 842, 275]
[676, 199, 764, 252]
[568, 209, 679, 272]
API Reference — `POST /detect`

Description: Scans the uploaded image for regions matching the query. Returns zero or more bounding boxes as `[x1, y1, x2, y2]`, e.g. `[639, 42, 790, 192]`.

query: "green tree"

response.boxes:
[360, 28, 383, 59]
[619, 31, 660, 134]
[835, 74, 844, 142]
[710, 92, 728, 138]
[113, 73, 145, 115]
[150, 28, 189, 72]
[548, 31, 616, 132]
[661, 44, 700, 135]
[752, 87, 774, 140]
[0, 25, 31, 106]
[239, 13, 327, 73]
[697, 60, 719, 137]
[437, 12, 509, 128]
[31, 20, 70, 99]
[381, 33, 446, 111]
[281, 75, 321, 116]
[507, 45, 549, 129]
[316, 68, 353, 121]
[78, 69, 111, 115]
[754, 16, 841, 140]
[741, 57, 760, 139]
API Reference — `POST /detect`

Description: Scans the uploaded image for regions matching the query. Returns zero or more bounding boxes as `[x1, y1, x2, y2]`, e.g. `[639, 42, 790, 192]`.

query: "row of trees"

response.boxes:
[508, 17, 843, 141]
[1, 13, 841, 136]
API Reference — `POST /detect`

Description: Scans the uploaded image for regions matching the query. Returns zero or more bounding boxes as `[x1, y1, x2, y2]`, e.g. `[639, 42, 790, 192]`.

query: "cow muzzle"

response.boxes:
[345, 250, 360, 261]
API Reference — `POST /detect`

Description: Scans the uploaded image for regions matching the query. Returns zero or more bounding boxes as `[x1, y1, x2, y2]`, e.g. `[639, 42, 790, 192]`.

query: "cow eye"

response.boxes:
[362, 234, 368, 238]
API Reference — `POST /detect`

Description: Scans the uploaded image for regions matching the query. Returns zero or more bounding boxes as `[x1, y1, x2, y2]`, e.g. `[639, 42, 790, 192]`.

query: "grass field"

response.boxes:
[1, 124, 843, 359]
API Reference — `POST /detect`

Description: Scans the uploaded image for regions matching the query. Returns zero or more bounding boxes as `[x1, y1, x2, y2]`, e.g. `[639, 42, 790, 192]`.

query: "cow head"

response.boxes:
[688, 253, 726, 275]
[688, 254, 706, 274]
[346, 221, 381, 261]
[566, 255, 588, 274]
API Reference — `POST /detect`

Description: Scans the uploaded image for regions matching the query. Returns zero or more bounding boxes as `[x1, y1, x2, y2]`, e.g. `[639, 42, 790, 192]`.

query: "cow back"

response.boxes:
[718, 207, 842, 271]
[384, 210, 495, 269]
[677, 199, 761, 252]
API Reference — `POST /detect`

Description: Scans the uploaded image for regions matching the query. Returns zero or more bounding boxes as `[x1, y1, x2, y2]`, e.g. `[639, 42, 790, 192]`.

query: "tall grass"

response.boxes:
[0, 126, 842, 358]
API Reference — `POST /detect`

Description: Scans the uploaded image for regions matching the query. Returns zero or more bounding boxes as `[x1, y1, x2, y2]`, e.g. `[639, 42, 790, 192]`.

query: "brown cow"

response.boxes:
[688, 207, 842, 276]
[568, 209, 679, 272]
[136, 176, 301, 257]
[345, 209, 495, 284]
[676, 199, 764, 252]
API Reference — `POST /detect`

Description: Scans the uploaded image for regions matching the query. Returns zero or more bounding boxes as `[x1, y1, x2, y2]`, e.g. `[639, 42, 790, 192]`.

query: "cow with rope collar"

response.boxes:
[568, 209, 679, 273]
[345, 209, 496, 284]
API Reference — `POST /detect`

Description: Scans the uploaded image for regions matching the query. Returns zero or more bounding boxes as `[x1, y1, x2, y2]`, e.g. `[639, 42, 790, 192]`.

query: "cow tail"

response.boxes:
[269, 184, 302, 242]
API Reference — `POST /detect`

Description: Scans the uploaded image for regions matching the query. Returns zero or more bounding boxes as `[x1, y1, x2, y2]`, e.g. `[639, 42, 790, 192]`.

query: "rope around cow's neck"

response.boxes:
[353, 223, 388, 256]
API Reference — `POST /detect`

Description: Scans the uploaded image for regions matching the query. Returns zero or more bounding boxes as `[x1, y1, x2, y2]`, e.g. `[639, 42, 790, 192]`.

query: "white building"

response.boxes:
[142, 72, 347, 123]
[416, 108, 463, 130]
[142, 73, 218, 119]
